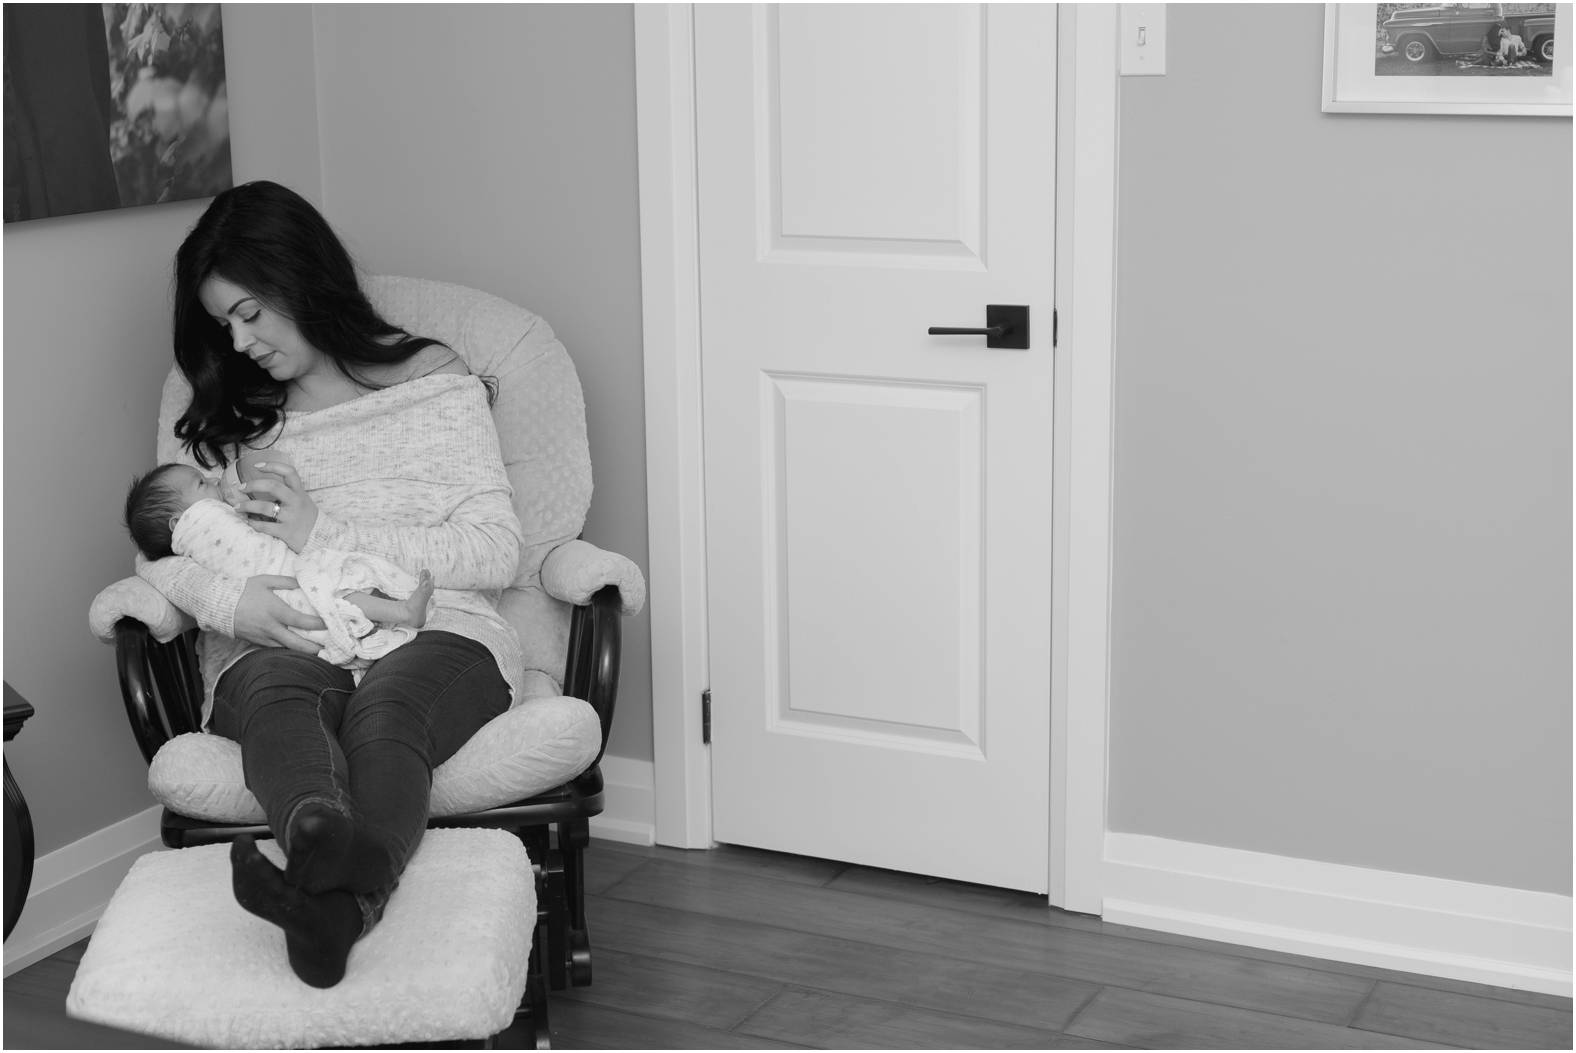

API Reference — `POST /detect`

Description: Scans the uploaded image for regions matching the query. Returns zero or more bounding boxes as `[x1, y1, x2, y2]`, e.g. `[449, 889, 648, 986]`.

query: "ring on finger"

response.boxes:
[273, 502, 281, 518]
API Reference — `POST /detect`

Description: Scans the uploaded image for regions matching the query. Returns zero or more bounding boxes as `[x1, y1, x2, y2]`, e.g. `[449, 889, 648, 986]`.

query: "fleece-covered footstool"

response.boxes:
[65, 828, 536, 1049]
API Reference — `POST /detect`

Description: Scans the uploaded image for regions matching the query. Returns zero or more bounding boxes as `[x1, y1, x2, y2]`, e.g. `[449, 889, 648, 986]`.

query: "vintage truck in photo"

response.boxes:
[1380, 4, 1558, 63]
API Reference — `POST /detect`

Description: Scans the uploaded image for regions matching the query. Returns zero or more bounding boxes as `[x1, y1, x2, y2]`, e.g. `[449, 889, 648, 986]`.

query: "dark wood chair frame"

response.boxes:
[112, 583, 623, 1050]
[4, 691, 37, 941]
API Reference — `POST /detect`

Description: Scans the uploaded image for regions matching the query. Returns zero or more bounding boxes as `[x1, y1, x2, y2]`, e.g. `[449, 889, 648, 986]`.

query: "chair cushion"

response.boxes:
[66, 829, 534, 1049]
[149, 695, 601, 823]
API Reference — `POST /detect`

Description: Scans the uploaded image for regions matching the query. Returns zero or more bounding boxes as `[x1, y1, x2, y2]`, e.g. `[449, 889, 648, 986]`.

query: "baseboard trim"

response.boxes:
[1103, 832, 1573, 997]
[4, 805, 164, 976]
[590, 755, 656, 847]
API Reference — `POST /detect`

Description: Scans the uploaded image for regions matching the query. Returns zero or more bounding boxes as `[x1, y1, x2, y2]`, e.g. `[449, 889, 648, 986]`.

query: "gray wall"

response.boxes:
[2, 5, 323, 854]
[1107, 4, 1572, 895]
[308, 3, 654, 764]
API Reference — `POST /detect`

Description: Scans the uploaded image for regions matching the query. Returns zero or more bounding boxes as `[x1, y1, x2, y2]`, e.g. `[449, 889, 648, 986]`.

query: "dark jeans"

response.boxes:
[211, 631, 511, 927]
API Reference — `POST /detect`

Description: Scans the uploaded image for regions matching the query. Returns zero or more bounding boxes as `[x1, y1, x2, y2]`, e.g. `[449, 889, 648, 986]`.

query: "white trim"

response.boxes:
[4, 805, 163, 976]
[634, 3, 1121, 911]
[590, 754, 657, 847]
[1048, 2, 1119, 915]
[1103, 832, 1574, 997]
[635, 2, 714, 850]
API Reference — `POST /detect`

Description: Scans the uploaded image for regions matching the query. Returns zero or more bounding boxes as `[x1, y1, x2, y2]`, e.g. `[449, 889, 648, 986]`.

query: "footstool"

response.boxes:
[66, 827, 537, 1049]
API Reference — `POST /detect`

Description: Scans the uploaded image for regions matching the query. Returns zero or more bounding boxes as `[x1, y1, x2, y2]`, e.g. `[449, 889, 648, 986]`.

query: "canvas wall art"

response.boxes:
[4, 3, 233, 223]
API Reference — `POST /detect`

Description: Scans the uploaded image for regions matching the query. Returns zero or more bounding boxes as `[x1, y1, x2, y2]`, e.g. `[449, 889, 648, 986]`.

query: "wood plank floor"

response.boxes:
[6, 837, 1571, 1049]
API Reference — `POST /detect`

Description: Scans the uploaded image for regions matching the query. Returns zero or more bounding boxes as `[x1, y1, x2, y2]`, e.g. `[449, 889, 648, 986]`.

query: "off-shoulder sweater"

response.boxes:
[136, 373, 526, 725]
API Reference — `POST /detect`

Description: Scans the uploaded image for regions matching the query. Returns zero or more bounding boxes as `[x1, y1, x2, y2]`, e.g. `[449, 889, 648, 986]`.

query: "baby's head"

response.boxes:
[125, 464, 227, 559]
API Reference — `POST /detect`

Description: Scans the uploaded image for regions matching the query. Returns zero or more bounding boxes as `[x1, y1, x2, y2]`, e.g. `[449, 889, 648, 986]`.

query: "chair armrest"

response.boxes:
[114, 620, 204, 765]
[564, 587, 622, 767]
[541, 540, 646, 616]
[89, 577, 194, 644]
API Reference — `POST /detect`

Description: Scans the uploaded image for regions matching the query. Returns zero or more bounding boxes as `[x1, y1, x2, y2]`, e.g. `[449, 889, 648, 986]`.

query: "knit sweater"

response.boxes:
[137, 373, 526, 724]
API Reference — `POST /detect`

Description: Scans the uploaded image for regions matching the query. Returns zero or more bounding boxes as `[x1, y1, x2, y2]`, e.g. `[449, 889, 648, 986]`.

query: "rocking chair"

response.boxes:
[82, 276, 646, 1048]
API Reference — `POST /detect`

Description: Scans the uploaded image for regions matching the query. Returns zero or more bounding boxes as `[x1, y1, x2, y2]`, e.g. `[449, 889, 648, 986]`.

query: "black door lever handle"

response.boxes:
[926, 305, 1029, 350]
[927, 326, 1006, 337]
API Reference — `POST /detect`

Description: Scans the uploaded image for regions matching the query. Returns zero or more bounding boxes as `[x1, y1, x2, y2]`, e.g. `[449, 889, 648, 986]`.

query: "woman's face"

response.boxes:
[197, 275, 328, 386]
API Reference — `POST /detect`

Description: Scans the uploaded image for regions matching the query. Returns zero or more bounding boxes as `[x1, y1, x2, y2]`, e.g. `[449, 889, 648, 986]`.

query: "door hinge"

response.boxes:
[1052, 307, 1059, 349]
[702, 689, 712, 745]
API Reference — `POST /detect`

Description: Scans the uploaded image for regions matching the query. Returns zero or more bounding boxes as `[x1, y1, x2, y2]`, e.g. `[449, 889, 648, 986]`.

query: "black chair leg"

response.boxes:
[543, 850, 568, 991]
[519, 824, 569, 993]
[558, 818, 593, 987]
[511, 932, 552, 1050]
[530, 971, 552, 1050]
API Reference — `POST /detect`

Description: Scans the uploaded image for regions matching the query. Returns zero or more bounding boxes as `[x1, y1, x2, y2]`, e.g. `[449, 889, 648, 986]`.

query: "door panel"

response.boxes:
[768, 374, 983, 755]
[772, 4, 982, 250]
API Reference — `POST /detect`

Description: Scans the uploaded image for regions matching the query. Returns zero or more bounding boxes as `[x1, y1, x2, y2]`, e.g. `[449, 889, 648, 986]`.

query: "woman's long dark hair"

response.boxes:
[172, 180, 448, 468]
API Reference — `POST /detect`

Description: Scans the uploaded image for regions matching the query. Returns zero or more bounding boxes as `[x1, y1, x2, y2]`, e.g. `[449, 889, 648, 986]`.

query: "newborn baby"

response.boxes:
[125, 463, 434, 668]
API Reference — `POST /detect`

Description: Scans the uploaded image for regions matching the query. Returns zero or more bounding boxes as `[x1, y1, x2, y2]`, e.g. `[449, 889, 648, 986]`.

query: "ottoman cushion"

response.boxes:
[66, 828, 535, 1049]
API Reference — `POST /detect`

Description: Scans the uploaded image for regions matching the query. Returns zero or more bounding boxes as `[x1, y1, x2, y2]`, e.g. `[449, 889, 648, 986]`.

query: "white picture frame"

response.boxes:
[1322, 3, 1572, 115]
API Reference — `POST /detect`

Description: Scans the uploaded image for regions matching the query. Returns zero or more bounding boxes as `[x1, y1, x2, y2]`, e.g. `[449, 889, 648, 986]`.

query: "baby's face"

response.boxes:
[165, 466, 228, 512]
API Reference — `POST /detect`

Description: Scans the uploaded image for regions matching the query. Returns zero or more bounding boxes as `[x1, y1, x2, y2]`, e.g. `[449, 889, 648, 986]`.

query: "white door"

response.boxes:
[696, 2, 1057, 893]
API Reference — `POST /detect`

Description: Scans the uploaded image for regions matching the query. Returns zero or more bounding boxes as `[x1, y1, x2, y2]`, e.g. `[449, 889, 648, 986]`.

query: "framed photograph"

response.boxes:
[4, 3, 233, 223]
[1322, 3, 1572, 115]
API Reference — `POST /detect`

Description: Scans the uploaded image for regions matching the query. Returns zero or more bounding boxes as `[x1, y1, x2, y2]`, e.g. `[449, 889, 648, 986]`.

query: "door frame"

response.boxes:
[635, 2, 1118, 914]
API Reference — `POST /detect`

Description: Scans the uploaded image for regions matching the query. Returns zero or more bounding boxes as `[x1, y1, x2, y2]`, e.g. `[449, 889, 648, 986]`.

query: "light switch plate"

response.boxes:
[1119, 3, 1167, 76]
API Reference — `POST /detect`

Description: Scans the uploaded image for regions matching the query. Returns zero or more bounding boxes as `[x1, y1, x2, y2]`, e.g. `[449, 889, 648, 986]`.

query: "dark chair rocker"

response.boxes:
[87, 277, 646, 1049]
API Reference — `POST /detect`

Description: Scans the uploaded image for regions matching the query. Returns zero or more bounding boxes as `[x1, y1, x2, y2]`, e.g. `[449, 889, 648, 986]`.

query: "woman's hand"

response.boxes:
[239, 460, 319, 552]
[232, 575, 326, 652]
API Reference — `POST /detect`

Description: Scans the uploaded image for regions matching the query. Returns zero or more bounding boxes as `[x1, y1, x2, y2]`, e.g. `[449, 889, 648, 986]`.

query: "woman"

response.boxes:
[138, 180, 525, 987]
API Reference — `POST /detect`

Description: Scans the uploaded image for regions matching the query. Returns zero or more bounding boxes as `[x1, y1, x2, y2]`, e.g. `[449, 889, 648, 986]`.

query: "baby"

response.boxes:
[125, 463, 434, 669]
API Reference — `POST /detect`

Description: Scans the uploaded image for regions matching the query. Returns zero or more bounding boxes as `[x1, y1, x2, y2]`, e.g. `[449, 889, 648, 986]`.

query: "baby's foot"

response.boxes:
[230, 835, 362, 988]
[406, 569, 434, 628]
